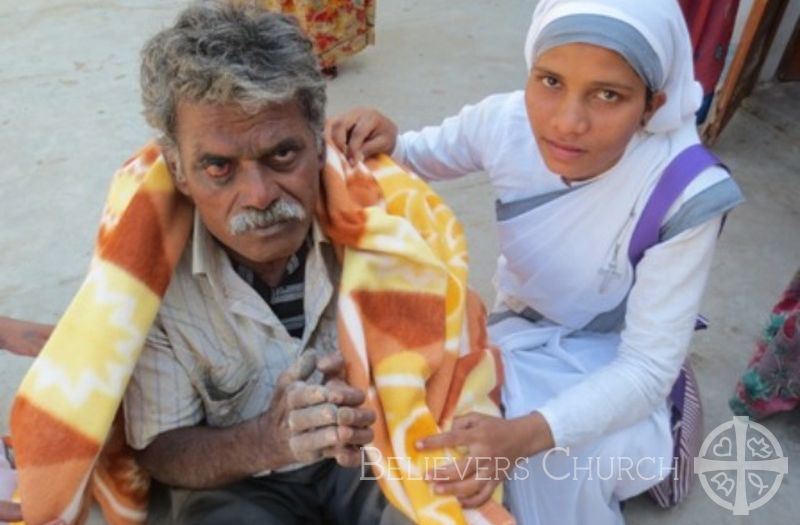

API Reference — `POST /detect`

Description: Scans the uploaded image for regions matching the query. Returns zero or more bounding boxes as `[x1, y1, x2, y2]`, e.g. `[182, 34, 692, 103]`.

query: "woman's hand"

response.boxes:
[416, 412, 554, 508]
[326, 108, 398, 165]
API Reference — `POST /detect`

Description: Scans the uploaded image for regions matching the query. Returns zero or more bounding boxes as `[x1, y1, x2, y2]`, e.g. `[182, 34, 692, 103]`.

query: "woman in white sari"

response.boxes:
[329, 1, 743, 523]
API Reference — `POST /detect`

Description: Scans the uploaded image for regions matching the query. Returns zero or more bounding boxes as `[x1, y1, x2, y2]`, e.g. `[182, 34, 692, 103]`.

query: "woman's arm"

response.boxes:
[538, 217, 721, 448]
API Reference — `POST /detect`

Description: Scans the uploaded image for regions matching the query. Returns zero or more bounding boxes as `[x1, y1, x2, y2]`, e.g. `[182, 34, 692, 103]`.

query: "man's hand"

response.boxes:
[255, 351, 319, 470]
[416, 412, 554, 508]
[137, 351, 376, 489]
[326, 108, 398, 165]
[285, 352, 376, 467]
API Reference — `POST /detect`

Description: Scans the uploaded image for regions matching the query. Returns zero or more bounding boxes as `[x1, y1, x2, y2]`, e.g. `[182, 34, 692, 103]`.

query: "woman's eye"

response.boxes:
[541, 75, 560, 88]
[597, 89, 620, 102]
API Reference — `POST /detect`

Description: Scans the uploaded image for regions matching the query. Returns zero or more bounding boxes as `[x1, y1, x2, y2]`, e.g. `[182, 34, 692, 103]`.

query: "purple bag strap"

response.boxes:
[627, 144, 722, 416]
[628, 144, 723, 267]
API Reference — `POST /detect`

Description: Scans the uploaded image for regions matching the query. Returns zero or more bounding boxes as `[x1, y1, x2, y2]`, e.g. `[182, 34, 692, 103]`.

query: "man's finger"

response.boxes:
[277, 352, 317, 388]
[337, 406, 376, 427]
[335, 446, 362, 468]
[289, 425, 341, 455]
[286, 384, 328, 410]
[416, 428, 468, 451]
[317, 352, 345, 379]
[322, 445, 362, 468]
[288, 403, 338, 432]
[336, 426, 374, 446]
[326, 380, 366, 407]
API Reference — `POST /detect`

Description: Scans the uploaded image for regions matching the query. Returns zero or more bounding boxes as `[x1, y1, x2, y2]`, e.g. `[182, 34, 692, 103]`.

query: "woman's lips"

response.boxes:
[543, 138, 587, 161]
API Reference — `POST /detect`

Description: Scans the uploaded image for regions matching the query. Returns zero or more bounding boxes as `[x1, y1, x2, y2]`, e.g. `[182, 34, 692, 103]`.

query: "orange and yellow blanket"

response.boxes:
[9, 143, 513, 525]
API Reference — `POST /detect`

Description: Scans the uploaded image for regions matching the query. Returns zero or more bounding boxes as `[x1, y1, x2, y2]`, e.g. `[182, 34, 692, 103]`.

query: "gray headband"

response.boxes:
[533, 14, 663, 90]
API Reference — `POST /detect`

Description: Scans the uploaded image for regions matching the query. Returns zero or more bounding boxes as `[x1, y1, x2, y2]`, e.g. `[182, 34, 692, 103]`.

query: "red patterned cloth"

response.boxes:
[678, 0, 740, 96]
[259, 0, 375, 69]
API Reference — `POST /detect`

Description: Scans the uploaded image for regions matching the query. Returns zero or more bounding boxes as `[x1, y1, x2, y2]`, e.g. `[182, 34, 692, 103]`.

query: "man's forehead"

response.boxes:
[175, 99, 309, 153]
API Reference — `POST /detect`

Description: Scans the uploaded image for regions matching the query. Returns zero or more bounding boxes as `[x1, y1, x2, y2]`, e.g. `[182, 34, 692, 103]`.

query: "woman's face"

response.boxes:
[525, 43, 665, 182]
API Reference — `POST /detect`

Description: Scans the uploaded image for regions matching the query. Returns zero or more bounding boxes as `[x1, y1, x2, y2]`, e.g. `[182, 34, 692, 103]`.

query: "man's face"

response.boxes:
[169, 99, 321, 268]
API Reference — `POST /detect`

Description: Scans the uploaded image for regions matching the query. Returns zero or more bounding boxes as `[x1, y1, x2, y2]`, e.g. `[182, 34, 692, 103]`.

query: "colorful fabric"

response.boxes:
[258, 0, 375, 69]
[9, 143, 510, 525]
[678, 0, 740, 122]
[9, 144, 189, 525]
[731, 268, 800, 419]
[319, 148, 511, 525]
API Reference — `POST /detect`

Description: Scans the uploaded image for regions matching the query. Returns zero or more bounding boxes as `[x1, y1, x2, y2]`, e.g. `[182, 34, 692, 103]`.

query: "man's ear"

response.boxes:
[164, 147, 190, 197]
[642, 90, 667, 127]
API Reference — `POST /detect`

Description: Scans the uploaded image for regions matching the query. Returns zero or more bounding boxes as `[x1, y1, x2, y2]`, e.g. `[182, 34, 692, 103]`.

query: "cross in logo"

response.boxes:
[694, 416, 789, 515]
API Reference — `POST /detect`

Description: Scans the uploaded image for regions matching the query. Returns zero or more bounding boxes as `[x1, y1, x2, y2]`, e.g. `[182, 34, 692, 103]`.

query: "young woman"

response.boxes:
[329, 1, 743, 523]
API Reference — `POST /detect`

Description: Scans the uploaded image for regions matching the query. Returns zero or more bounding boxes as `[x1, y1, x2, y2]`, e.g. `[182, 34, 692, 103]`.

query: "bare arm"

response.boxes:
[135, 351, 315, 489]
[0, 316, 53, 357]
[135, 408, 289, 489]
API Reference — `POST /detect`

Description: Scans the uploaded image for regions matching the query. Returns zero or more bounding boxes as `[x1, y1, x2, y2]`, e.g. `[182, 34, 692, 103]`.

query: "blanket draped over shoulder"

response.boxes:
[9, 143, 512, 525]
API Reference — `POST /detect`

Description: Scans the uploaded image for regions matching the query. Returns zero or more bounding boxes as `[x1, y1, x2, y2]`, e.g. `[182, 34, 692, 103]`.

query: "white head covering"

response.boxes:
[523, 0, 702, 136]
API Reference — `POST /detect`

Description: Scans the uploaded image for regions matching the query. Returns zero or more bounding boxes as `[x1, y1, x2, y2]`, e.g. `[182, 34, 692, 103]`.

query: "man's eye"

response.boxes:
[204, 159, 230, 178]
[273, 147, 298, 165]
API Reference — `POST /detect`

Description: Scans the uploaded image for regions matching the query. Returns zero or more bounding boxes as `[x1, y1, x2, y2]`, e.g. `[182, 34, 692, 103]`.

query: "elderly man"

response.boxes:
[121, 2, 407, 524]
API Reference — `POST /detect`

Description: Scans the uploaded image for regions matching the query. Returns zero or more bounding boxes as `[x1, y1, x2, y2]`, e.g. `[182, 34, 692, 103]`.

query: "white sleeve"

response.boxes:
[392, 95, 505, 181]
[536, 216, 721, 448]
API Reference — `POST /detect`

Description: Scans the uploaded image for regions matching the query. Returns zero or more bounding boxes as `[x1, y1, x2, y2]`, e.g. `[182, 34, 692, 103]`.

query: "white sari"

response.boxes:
[491, 131, 678, 522]
[494, 132, 670, 330]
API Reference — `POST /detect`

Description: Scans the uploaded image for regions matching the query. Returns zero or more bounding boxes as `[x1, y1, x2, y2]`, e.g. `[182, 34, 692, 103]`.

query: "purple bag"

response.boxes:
[628, 144, 724, 508]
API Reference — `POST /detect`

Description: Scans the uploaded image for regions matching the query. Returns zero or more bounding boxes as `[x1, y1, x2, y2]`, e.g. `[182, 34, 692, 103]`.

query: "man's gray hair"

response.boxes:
[140, 1, 326, 150]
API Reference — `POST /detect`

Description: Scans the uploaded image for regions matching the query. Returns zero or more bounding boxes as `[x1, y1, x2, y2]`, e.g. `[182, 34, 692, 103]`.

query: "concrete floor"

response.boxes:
[0, 1, 797, 523]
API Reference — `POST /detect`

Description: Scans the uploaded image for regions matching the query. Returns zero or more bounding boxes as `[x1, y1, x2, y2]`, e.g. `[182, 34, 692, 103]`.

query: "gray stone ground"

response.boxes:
[0, 1, 797, 523]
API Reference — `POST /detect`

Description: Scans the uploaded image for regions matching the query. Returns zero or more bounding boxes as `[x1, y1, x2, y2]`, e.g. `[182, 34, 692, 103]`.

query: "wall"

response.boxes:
[726, 0, 800, 83]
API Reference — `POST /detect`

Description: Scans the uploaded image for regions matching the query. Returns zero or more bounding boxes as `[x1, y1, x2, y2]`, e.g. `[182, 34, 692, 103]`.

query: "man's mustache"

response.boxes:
[228, 199, 307, 235]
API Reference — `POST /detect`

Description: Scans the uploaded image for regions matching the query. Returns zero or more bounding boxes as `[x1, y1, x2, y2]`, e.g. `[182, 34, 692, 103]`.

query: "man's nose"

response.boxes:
[553, 96, 590, 136]
[239, 162, 279, 210]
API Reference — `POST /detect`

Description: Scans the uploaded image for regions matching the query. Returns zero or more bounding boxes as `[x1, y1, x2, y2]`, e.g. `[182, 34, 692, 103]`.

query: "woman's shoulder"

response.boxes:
[661, 163, 744, 242]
